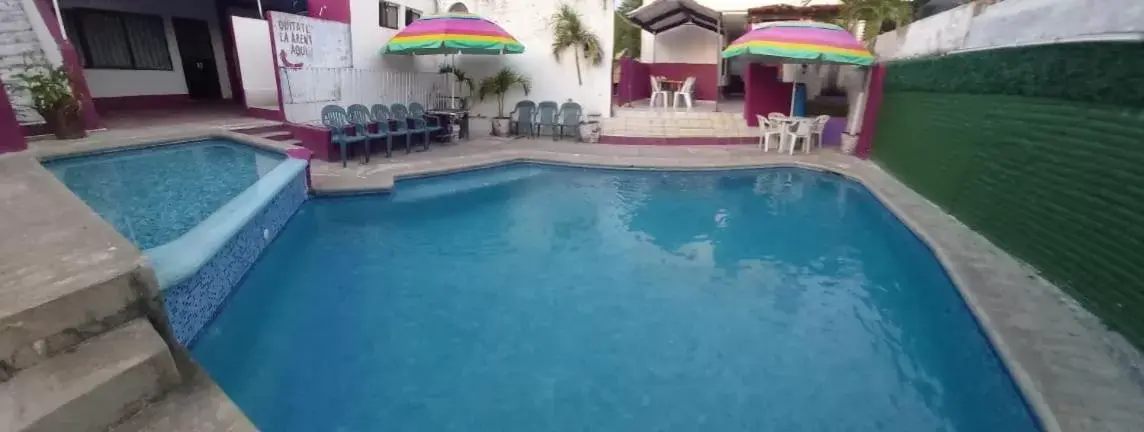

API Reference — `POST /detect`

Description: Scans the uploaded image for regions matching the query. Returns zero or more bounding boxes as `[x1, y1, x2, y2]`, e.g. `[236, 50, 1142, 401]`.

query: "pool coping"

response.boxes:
[308, 149, 1144, 432]
[148, 159, 307, 289]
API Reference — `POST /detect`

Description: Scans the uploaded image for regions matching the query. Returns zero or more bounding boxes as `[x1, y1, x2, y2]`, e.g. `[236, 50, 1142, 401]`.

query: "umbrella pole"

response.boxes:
[789, 72, 797, 116]
[450, 54, 456, 109]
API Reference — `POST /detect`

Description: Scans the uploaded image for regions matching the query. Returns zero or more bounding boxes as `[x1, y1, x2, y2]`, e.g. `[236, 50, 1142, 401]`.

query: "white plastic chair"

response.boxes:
[672, 76, 696, 110]
[649, 76, 672, 108]
[756, 115, 783, 152]
[810, 115, 830, 150]
[784, 120, 813, 155]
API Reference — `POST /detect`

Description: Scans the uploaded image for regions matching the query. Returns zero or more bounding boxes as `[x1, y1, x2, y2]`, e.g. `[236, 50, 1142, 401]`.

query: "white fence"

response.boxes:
[281, 68, 440, 124]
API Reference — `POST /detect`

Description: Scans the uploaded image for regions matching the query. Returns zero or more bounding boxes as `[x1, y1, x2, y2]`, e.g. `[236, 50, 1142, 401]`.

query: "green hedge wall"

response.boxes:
[873, 43, 1144, 348]
[884, 42, 1144, 107]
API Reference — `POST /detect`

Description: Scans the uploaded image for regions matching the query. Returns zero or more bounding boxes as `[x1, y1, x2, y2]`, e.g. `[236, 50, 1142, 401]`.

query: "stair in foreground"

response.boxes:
[0, 319, 179, 432]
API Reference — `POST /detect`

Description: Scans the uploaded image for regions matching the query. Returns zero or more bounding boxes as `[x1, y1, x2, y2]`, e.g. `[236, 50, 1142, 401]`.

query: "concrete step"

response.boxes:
[601, 115, 754, 138]
[0, 319, 179, 432]
[231, 123, 287, 135]
[107, 367, 255, 432]
[0, 20, 32, 34]
[255, 130, 294, 141]
[1, 269, 150, 381]
[280, 139, 303, 147]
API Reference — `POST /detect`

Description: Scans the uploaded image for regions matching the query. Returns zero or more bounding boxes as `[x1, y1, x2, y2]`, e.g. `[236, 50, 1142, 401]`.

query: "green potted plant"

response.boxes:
[7, 57, 85, 139]
[438, 64, 475, 109]
[478, 67, 531, 136]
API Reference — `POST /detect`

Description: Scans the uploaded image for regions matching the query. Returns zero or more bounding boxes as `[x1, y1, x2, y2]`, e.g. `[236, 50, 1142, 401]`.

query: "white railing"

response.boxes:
[279, 67, 441, 124]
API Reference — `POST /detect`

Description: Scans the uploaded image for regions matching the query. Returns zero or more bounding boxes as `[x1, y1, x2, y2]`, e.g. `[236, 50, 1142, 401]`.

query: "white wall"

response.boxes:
[872, 0, 1144, 61]
[274, 8, 438, 124]
[344, 0, 615, 117]
[456, 0, 615, 117]
[350, 0, 438, 72]
[59, 0, 233, 99]
[642, 25, 721, 64]
[232, 16, 277, 110]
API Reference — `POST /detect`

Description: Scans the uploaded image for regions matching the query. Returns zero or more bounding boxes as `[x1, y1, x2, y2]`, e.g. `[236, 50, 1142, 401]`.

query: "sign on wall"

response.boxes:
[269, 11, 351, 69]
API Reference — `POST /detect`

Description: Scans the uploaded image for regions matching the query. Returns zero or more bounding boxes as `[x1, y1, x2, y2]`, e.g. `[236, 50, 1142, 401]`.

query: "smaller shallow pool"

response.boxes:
[45, 139, 285, 250]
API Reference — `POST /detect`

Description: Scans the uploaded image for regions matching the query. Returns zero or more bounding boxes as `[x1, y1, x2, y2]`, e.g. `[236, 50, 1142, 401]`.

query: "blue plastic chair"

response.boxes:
[557, 101, 583, 141]
[409, 102, 443, 144]
[320, 105, 366, 167]
[347, 104, 387, 161]
[534, 101, 559, 139]
[509, 100, 537, 137]
[371, 104, 400, 157]
[390, 103, 430, 153]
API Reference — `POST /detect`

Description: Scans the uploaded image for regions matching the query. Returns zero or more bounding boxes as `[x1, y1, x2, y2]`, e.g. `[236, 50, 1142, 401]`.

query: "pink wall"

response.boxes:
[856, 65, 886, 159]
[0, 74, 27, 153]
[308, 0, 351, 24]
[616, 58, 650, 106]
[743, 63, 793, 126]
[647, 63, 718, 101]
[287, 123, 337, 161]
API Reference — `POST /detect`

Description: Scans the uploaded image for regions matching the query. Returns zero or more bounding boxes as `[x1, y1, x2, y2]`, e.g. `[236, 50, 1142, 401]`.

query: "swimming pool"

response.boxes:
[45, 139, 285, 250]
[193, 165, 1040, 431]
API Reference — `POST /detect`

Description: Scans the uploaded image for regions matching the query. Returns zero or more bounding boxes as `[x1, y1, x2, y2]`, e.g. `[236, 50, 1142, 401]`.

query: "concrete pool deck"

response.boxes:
[3, 127, 1143, 431]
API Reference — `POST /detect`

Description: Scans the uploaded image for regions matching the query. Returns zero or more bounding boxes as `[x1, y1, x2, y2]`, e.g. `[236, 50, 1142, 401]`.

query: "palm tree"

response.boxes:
[839, 0, 915, 44]
[438, 64, 475, 106]
[549, 3, 604, 86]
[478, 67, 531, 118]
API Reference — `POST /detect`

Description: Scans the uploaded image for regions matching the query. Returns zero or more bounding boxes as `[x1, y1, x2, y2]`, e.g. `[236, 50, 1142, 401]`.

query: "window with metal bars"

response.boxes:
[62, 9, 172, 71]
[380, 2, 400, 29]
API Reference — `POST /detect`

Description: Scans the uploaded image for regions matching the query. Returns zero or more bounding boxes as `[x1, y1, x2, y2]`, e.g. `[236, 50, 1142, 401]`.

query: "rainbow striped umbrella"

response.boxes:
[722, 21, 873, 66]
[383, 13, 524, 56]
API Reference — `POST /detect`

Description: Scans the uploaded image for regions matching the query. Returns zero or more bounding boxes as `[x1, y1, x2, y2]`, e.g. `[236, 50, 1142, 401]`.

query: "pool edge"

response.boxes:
[147, 159, 308, 288]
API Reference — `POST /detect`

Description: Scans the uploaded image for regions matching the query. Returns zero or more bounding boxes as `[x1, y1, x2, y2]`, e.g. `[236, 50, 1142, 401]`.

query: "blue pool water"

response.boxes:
[45, 139, 285, 250]
[193, 165, 1039, 431]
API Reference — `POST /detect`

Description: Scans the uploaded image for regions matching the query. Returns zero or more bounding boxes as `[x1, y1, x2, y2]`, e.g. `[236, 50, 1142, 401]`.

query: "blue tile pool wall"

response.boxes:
[163, 172, 309, 345]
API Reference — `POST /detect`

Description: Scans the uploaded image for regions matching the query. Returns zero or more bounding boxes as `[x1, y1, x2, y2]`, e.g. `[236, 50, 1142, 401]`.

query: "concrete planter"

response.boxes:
[490, 117, 509, 136]
[581, 114, 602, 143]
[840, 133, 859, 155]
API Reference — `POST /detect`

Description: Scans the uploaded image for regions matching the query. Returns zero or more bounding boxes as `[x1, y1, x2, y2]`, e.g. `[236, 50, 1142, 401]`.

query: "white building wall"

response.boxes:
[637, 0, 844, 64]
[644, 25, 720, 64]
[461, 0, 615, 117]
[58, 0, 233, 99]
[341, 0, 615, 118]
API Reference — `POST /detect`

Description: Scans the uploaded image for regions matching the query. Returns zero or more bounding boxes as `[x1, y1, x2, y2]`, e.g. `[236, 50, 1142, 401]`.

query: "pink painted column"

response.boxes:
[855, 64, 886, 159]
[0, 74, 28, 153]
[743, 63, 793, 126]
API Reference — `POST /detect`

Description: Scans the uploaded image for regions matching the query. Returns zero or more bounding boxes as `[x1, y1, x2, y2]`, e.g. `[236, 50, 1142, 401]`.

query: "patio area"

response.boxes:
[97, 103, 255, 130]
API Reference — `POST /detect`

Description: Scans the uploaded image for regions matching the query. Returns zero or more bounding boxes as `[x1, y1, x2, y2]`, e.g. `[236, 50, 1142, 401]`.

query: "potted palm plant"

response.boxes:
[438, 64, 475, 109]
[550, 3, 603, 86]
[478, 67, 531, 136]
[7, 57, 85, 139]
